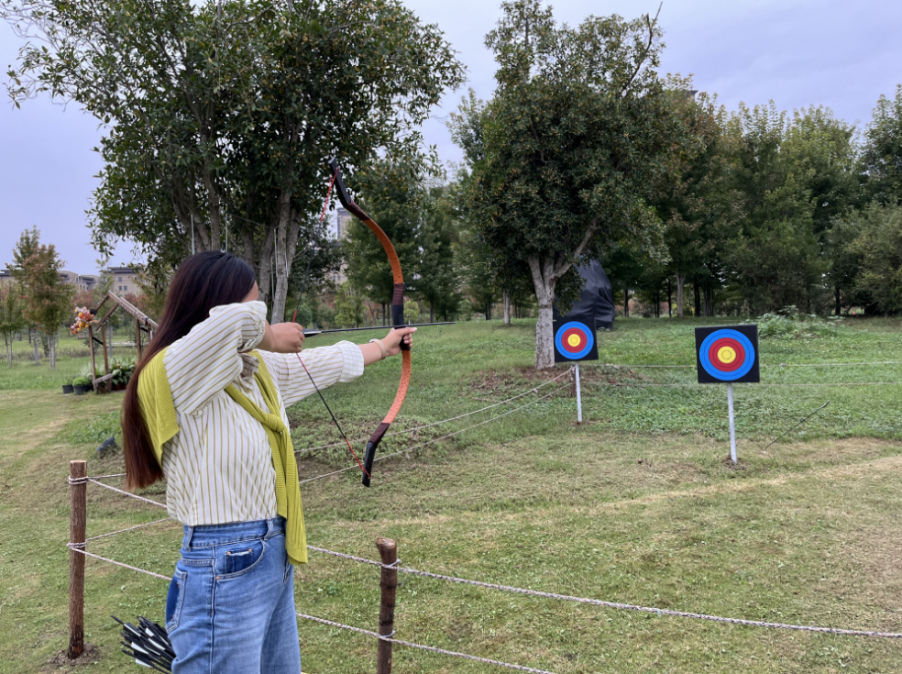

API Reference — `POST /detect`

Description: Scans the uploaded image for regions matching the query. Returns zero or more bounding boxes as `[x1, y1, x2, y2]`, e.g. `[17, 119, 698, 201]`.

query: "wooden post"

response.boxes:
[376, 538, 398, 674]
[68, 460, 87, 659]
[88, 325, 97, 388]
[135, 319, 143, 359]
[100, 323, 110, 392]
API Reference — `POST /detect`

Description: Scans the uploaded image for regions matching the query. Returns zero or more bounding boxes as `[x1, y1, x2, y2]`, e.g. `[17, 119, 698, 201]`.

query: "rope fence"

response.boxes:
[61, 364, 902, 668]
[294, 368, 573, 456]
[67, 468, 902, 648]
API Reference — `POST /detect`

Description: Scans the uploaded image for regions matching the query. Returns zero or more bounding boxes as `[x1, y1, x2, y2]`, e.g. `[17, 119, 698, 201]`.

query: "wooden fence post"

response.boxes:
[376, 537, 398, 674]
[68, 460, 87, 659]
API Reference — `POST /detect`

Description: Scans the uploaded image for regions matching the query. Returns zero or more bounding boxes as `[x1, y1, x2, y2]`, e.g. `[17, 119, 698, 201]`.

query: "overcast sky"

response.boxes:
[1, 0, 900, 274]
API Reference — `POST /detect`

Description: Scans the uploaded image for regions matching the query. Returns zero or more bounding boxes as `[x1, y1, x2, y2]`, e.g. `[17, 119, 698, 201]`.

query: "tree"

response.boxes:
[861, 85, 902, 206]
[415, 184, 461, 323]
[450, 1, 682, 367]
[848, 204, 902, 315]
[0, 282, 27, 367]
[724, 103, 827, 314]
[8, 227, 41, 364]
[4, 0, 464, 322]
[648, 90, 738, 317]
[343, 152, 437, 324]
[333, 282, 366, 328]
[9, 230, 74, 370]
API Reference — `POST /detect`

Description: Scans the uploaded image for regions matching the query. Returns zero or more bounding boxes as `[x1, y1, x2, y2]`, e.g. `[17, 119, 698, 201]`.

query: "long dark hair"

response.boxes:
[123, 252, 257, 490]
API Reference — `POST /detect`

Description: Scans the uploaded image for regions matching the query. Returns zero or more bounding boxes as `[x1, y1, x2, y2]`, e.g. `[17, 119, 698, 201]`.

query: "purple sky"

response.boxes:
[2, 0, 900, 275]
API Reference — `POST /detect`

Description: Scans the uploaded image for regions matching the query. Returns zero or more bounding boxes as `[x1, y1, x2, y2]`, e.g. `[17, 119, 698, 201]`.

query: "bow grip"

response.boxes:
[362, 422, 390, 487]
[391, 284, 410, 352]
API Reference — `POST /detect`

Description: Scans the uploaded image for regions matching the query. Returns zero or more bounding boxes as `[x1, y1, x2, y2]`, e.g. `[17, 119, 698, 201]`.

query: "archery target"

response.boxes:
[554, 320, 598, 362]
[695, 325, 760, 383]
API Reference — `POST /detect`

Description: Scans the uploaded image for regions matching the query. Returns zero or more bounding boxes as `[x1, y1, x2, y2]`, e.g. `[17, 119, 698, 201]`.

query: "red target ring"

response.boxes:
[708, 337, 745, 372]
[562, 328, 588, 353]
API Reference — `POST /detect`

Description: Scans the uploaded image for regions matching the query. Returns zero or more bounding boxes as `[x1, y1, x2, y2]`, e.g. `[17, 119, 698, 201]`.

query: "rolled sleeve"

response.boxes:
[259, 340, 365, 408]
[165, 301, 268, 415]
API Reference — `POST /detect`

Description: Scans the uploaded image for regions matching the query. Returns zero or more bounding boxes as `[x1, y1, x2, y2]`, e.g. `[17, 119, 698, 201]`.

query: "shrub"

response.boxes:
[748, 306, 843, 339]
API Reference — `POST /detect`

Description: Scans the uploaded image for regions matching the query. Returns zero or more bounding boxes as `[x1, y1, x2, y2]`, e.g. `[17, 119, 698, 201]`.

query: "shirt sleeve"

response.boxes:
[258, 340, 365, 408]
[164, 301, 267, 415]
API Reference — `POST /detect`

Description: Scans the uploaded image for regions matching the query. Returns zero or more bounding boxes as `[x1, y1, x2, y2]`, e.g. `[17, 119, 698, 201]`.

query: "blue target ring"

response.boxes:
[555, 321, 594, 360]
[699, 329, 755, 381]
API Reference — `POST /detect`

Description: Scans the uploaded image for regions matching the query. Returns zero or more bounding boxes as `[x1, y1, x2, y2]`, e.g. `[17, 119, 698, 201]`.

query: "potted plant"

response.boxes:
[62, 378, 74, 395]
[72, 376, 93, 395]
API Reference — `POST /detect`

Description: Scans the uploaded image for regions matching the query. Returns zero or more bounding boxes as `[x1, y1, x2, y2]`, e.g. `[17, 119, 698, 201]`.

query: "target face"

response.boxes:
[695, 325, 759, 383]
[554, 320, 598, 363]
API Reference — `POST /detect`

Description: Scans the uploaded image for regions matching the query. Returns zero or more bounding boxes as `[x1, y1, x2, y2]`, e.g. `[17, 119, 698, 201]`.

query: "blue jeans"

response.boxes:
[165, 517, 301, 674]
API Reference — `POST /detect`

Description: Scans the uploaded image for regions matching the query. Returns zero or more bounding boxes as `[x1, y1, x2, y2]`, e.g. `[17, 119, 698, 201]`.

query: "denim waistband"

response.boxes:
[182, 516, 286, 549]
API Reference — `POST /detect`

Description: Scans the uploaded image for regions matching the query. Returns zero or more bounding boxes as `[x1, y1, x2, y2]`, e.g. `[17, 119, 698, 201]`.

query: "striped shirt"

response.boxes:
[160, 301, 363, 526]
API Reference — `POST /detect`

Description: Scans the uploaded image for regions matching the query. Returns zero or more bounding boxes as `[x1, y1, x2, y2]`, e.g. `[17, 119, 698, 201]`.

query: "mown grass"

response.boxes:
[1, 317, 901, 673]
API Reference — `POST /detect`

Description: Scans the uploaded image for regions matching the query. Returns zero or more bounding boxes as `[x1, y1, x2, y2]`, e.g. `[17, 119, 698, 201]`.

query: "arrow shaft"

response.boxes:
[304, 321, 455, 337]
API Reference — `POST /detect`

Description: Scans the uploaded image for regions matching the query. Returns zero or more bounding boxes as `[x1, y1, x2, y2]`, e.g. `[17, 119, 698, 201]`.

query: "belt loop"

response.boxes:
[184, 525, 196, 549]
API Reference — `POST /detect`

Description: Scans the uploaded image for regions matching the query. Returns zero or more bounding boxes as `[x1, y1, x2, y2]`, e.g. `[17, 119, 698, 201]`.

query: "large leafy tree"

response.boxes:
[861, 85, 902, 206]
[847, 204, 902, 315]
[3, 0, 464, 322]
[650, 91, 738, 317]
[724, 104, 825, 313]
[451, 1, 683, 367]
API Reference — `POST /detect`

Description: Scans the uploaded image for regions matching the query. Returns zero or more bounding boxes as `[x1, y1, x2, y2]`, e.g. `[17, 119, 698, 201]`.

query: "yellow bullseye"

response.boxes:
[567, 334, 582, 348]
[717, 346, 737, 364]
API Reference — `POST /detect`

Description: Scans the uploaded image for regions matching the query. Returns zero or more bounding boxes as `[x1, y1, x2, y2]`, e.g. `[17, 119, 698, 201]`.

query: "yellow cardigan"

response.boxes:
[138, 349, 307, 565]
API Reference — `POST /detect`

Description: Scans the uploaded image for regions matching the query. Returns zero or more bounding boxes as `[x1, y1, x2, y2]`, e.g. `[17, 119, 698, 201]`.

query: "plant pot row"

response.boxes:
[63, 382, 128, 395]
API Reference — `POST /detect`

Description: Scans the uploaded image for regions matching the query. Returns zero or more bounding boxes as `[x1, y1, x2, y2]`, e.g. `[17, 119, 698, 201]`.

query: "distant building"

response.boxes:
[79, 274, 100, 291]
[0, 269, 11, 287]
[104, 266, 141, 296]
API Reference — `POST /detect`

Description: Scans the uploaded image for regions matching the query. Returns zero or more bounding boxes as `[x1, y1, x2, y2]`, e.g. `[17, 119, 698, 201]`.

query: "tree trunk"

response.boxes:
[675, 275, 685, 318]
[5, 342, 11, 367]
[693, 284, 701, 318]
[430, 302, 435, 323]
[32, 328, 39, 364]
[666, 279, 672, 317]
[703, 287, 712, 317]
[835, 286, 841, 316]
[255, 229, 275, 310]
[49, 332, 56, 371]
[485, 300, 492, 321]
[382, 303, 386, 326]
[525, 223, 597, 369]
[623, 286, 629, 318]
[503, 289, 511, 325]
[528, 256, 559, 370]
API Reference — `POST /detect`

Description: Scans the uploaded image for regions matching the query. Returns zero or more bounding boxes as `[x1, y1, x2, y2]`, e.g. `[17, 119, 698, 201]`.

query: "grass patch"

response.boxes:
[1, 318, 901, 672]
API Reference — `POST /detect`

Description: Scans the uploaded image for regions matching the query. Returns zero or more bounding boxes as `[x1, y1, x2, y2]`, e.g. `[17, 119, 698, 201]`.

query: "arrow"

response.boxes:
[303, 322, 455, 337]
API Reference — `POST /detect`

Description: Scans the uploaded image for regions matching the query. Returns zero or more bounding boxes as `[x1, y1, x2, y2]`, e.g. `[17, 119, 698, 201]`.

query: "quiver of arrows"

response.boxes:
[114, 615, 174, 673]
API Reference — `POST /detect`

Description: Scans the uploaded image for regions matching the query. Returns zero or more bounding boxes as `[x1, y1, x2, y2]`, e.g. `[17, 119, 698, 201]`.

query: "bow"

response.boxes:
[328, 158, 411, 487]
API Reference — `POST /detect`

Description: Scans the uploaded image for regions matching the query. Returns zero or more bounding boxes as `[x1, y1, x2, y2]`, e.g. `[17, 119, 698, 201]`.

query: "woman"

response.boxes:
[122, 251, 414, 673]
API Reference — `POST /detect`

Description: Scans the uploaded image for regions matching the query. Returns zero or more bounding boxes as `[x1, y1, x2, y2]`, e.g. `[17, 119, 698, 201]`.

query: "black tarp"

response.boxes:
[553, 259, 616, 330]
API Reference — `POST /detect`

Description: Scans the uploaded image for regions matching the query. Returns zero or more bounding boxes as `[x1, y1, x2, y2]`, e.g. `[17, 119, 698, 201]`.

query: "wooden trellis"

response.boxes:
[89, 292, 159, 392]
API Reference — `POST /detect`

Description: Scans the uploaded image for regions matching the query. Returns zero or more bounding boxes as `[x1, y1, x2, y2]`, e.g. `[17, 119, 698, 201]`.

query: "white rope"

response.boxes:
[84, 478, 167, 508]
[66, 544, 171, 581]
[295, 613, 559, 674]
[84, 517, 174, 543]
[298, 385, 567, 485]
[305, 548, 902, 639]
[294, 369, 573, 455]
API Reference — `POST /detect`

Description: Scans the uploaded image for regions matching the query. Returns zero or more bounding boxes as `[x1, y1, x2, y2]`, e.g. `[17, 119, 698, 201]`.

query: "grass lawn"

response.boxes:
[1, 317, 901, 673]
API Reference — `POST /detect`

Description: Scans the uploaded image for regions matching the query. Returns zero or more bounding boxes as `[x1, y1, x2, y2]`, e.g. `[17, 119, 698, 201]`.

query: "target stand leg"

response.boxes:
[575, 364, 582, 424]
[727, 383, 737, 464]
